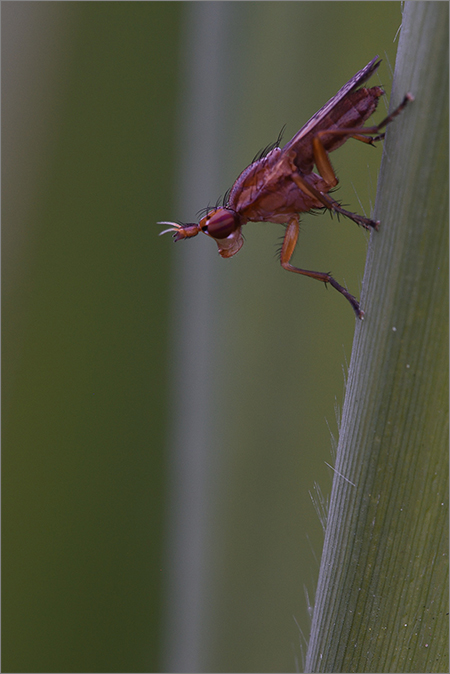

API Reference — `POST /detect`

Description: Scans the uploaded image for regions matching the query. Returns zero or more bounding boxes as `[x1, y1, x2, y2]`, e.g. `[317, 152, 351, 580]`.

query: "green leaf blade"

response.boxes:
[305, 3, 449, 672]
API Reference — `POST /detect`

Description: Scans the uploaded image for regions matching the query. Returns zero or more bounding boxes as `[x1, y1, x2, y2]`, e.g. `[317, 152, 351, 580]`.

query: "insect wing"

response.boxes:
[228, 56, 381, 222]
[281, 56, 381, 171]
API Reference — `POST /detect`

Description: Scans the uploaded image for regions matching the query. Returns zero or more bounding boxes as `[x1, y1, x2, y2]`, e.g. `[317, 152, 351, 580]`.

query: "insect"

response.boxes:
[160, 57, 413, 318]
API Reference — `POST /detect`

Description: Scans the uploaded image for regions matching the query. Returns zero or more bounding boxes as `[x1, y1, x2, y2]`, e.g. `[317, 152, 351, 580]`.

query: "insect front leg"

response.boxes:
[280, 216, 364, 318]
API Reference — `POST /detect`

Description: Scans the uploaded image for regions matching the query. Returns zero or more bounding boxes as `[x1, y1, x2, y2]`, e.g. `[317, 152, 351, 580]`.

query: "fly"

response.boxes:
[160, 56, 413, 318]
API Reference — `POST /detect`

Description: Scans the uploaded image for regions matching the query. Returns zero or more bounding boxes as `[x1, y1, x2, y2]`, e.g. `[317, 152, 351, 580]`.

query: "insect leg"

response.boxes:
[354, 94, 413, 144]
[287, 162, 378, 231]
[296, 93, 414, 226]
[280, 216, 363, 318]
[314, 92, 414, 150]
[374, 92, 414, 131]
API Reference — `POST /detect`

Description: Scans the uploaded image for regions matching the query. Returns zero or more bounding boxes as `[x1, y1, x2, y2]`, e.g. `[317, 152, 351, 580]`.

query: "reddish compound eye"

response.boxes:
[206, 209, 238, 239]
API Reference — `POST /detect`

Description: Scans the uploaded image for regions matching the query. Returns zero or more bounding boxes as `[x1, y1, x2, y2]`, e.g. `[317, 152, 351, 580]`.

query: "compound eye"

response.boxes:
[206, 209, 238, 239]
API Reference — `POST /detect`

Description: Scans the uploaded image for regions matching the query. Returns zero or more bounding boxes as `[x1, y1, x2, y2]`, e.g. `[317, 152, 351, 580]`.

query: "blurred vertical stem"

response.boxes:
[305, 4, 448, 673]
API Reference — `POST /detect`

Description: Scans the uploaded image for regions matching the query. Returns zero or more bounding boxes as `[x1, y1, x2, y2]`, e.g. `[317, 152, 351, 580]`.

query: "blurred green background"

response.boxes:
[3, 2, 403, 672]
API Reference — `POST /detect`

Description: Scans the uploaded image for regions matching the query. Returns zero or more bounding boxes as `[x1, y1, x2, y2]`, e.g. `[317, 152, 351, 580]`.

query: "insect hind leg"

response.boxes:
[374, 92, 414, 132]
[299, 92, 414, 226]
[316, 93, 414, 149]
